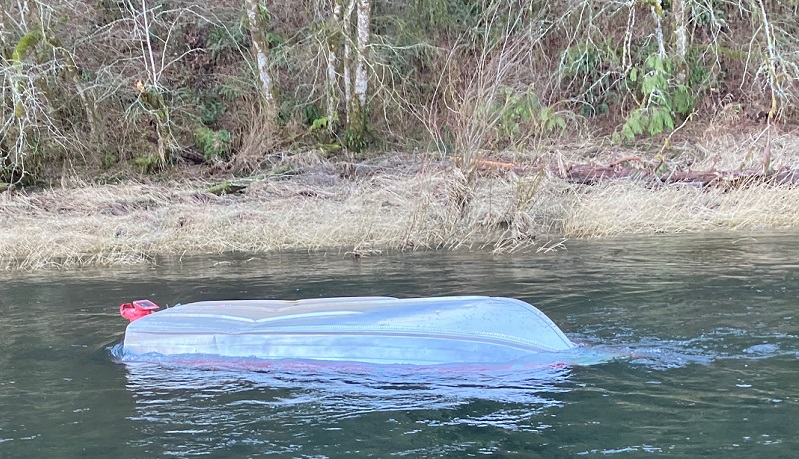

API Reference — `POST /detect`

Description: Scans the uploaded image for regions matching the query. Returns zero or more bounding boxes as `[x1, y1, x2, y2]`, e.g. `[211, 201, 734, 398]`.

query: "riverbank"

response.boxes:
[4, 128, 799, 271]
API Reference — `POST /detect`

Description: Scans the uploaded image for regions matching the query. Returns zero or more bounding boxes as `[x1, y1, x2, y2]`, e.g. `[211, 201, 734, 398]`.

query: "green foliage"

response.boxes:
[218, 79, 245, 100]
[539, 107, 569, 133]
[301, 104, 322, 126]
[559, 42, 621, 118]
[251, 3, 283, 49]
[672, 86, 693, 115]
[617, 54, 698, 141]
[199, 96, 226, 125]
[620, 106, 674, 139]
[207, 25, 247, 62]
[257, 2, 271, 24]
[562, 44, 604, 79]
[309, 116, 329, 132]
[414, 0, 483, 37]
[344, 125, 368, 154]
[5, 0, 799, 180]
[640, 54, 670, 94]
[194, 127, 232, 161]
[193, 78, 246, 126]
[309, 116, 330, 137]
[12, 30, 43, 63]
[307, 114, 333, 144]
[495, 89, 539, 138]
[208, 180, 247, 195]
[692, 1, 727, 30]
[493, 88, 568, 148]
[133, 154, 163, 174]
[262, 32, 283, 48]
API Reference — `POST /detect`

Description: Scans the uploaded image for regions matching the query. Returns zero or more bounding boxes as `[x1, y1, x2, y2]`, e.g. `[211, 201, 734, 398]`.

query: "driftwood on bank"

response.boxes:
[560, 163, 799, 187]
[452, 156, 799, 188]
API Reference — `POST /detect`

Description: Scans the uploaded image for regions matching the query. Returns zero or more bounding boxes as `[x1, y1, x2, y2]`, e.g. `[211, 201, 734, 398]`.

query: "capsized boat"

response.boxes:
[119, 296, 577, 365]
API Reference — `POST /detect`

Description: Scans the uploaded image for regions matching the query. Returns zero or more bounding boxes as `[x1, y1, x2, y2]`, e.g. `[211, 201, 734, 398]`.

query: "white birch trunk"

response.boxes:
[672, 0, 688, 83]
[757, 0, 778, 107]
[342, 0, 354, 121]
[245, 0, 276, 115]
[672, 0, 687, 63]
[354, 0, 370, 108]
[141, 0, 157, 83]
[651, 5, 666, 60]
[326, 0, 342, 125]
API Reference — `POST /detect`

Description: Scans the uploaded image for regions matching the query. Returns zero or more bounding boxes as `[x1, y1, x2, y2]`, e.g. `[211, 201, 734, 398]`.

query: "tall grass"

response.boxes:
[4, 150, 799, 270]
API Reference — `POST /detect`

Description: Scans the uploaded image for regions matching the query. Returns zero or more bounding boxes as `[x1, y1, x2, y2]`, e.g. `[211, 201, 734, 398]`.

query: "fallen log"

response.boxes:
[179, 149, 206, 165]
[769, 168, 799, 185]
[450, 156, 539, 175]
[659, 170, 724, 187]
[561, 164, 654, 184]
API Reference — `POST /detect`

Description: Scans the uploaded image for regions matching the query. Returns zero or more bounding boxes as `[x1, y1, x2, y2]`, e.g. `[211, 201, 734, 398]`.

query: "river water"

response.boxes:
[1, 232, 798, 457]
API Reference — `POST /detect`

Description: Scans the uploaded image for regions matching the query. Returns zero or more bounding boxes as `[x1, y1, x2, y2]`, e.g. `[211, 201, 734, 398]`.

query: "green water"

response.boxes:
[2, 232, 799, 457]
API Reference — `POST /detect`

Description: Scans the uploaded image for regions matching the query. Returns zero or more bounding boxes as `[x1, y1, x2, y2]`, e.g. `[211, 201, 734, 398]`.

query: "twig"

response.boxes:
[763, 122, 772, 174]
[609, 156, 645, 168]
[659, 112, 694, 158]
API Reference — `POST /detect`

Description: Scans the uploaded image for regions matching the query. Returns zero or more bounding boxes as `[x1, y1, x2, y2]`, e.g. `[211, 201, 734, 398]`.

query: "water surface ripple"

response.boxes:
[2, 231, 799, 457]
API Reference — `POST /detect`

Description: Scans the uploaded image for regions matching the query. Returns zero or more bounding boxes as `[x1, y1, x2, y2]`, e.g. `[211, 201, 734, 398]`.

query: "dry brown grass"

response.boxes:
[560, 181, 799, 238]
[0, 158, 513, 270]
[5, 134, 799, 270]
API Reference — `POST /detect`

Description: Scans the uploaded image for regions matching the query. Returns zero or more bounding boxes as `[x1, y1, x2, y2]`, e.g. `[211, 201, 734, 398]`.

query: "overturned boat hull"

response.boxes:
[122, 296, 576, 365]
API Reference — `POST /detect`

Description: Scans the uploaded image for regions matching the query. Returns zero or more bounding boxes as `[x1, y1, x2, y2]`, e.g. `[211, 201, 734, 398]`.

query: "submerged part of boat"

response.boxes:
[120, 296, 577, 365]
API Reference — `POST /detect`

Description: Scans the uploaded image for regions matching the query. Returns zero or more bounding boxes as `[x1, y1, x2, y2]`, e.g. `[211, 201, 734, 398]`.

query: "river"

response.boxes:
[1, 232, 798, 457]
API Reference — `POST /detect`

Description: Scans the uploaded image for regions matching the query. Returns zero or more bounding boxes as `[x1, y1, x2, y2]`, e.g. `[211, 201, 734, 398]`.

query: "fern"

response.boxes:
[194, 127, 232, 160]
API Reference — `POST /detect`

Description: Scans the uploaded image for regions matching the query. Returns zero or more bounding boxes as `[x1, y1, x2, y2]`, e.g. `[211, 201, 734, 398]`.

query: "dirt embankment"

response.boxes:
[4, 128, 799, 271]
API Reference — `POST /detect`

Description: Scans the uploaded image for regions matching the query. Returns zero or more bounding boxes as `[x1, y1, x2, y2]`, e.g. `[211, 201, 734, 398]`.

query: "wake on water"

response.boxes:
[108, 326, 798, 423]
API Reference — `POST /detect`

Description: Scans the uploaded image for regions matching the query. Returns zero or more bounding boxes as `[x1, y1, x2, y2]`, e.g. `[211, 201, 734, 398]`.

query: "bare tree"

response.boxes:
[1, 1, 64, 184]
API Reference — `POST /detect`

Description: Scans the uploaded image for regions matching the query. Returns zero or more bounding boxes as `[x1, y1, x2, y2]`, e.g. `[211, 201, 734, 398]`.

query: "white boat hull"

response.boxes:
[123, 296, 576, 365]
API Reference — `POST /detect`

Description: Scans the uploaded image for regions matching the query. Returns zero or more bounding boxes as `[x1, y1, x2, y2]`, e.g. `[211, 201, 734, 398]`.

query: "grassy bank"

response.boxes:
[4, 127, 799, 271]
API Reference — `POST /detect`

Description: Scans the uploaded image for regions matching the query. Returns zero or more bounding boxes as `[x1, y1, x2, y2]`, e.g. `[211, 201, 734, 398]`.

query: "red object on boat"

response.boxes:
[120, 299, 160, 322]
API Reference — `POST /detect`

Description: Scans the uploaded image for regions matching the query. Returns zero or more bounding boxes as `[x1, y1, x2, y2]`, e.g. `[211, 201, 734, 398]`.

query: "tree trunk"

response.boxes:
[10, 29, 41, 120]
[651, 4, 666, 60]
[756, 0, 778, 119]
[342, 0, 354, 122]
[672, 0, 688, 83]
[7, 28, 42, 183]
[326, 0, 343, 129]
[345, 0, 369, 152]
[354, 0, 369, 109]
[245, 0, 277, 120]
